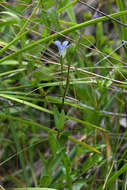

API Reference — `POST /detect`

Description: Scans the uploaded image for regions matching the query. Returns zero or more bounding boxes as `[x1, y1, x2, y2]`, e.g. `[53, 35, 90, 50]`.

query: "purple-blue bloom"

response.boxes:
[55, 40, 69, 56]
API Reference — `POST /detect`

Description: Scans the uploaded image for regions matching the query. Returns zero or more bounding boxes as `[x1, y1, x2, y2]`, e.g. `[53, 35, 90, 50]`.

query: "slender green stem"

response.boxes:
[18, 0, 41, 36]
[57, 0, 78, 13]
[61, 62, 71, 110]
[0, 68, 25, 77]
[60, 55, 64, 80]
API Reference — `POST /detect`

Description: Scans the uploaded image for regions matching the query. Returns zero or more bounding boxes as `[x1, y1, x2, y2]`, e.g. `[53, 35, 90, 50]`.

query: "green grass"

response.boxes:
[0, 0, 127, 189]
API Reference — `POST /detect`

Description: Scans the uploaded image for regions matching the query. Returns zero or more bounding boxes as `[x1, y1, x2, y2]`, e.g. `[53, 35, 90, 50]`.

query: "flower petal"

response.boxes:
[55, 40, 61, 49]
[62, 41, 69, 48]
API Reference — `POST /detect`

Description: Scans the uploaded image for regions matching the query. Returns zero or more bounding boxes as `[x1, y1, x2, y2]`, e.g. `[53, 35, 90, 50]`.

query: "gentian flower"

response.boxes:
[55, 40, 69, 57]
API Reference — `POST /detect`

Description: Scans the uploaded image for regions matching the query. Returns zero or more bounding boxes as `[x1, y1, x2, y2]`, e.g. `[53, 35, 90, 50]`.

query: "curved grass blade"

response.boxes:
[0, 93, 108, 132]
[0, 113, 101, 154]
[1, 10, 127, 63]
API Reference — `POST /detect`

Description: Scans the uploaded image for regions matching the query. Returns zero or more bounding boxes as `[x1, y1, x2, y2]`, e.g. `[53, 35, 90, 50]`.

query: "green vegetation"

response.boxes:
[0, 0, 127, 189]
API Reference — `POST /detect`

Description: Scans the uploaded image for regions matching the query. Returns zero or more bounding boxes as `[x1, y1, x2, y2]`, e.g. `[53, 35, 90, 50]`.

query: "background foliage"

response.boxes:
[1, 0, 127, 189]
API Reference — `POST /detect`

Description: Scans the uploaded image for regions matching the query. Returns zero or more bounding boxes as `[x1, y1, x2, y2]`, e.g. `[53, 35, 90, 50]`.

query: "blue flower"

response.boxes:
[55, 40, 69, 56]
